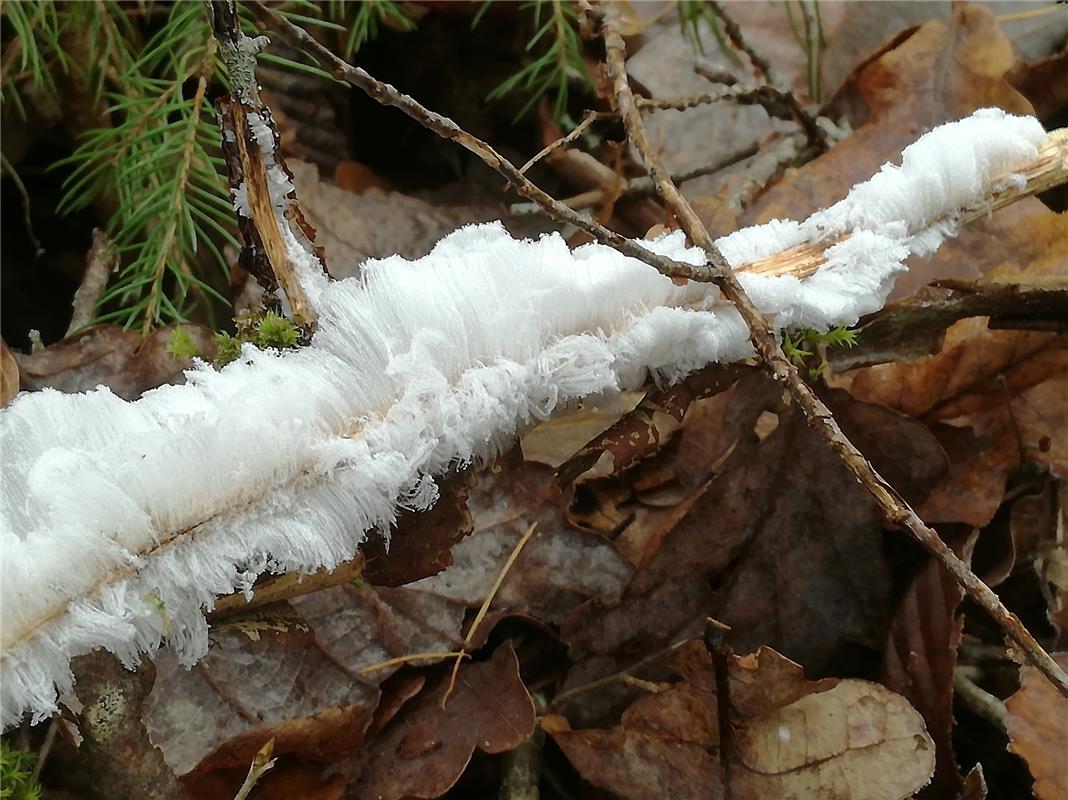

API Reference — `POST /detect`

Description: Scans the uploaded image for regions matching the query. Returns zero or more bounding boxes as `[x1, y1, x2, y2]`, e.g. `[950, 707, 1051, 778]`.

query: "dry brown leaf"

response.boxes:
[352, 642, 535, 800]
[1005, 652, 1068, 800]
[553, 642, 935, 800]
[14, 324, 215, 400]
[561, 393, 946, 693]
[146, 585, 465, 776]
[847, 317, 1068, 422]
[289, 160, 497, 280]
[410, 456, 634, 627]
[749, 5, 1032, 229]
[882, 533, 974, 799]
[361, 470, 473, 587]
[732, 681, 936, 800]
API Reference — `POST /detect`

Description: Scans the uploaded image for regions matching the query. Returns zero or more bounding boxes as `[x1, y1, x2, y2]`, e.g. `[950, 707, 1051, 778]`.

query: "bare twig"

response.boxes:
[598, 4, 1068, 700]
[442, 522, 538, 707]
[358, 651, 468, 675]
[233, 738, 276, 800]
[252, 1, 1068, 700]
[209, 554, 366, 620]
[705, 619, 734, 800]
[247, 1, 719, 284]
[695, 11, 827, 151]
[654, 81, 828, 152]
[520, 109, 604, 175]
[28, 717, 58, 786]
[550, 638, 694, 710]
[953, 667, 1008, 729]
[708, 1, 776, 85]
[67, 229, 117, 336]
[798, 0, 823, 103]
[208, 0, 320, 328]
[511, 144, 757, 216]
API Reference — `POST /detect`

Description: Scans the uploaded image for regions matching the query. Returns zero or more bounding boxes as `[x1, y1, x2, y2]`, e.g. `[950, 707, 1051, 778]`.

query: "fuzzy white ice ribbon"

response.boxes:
[0, 109, 1048, 728]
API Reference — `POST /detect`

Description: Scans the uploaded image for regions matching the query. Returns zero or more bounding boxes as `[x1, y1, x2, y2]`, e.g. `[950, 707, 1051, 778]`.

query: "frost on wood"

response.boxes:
[0, 109, 1046, 728]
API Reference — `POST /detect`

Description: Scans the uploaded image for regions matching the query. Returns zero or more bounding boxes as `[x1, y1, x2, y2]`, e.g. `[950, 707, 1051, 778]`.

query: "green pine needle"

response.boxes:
[484, 0, 593, 126]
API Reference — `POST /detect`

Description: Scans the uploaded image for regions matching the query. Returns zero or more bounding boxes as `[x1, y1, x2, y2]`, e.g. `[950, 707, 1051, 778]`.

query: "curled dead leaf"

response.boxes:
[1005, 652, 1068, 800]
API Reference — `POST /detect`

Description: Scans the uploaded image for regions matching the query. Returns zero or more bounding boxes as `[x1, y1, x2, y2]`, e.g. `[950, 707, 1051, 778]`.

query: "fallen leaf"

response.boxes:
[410, 456, 634, 626]
[1005, 652, 1068, 800]
[146, 584, 465, 776]
[1008, 49, 1068, 121]
[882, 533, 974, 799]
[552, 641, 936, 800]
[289, 160, 497, 280]
[352, 642, 535, 800]
[553, 364, 754, 487]
[13, 323, 215, 400]
[750, 5, 1032, 228]
[561, 393, 941, 693]
[361, 470, 473, 587]
[732, 681, 936, 800]
[847, 317, 1068, 422]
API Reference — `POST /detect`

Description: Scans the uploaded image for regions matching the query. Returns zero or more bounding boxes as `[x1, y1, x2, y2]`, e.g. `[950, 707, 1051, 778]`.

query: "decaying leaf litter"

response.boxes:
[1, 2, 1067, 799]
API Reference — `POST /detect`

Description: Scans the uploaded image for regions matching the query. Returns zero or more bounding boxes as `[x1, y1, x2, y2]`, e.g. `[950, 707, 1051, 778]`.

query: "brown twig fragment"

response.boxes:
[511, 144, 757, 216]
[520, 109, 605, 175]
[707, 1, 777, 85]
[598, 4, 1068, 700]
[442, 522, 538, 708]
[67, 229, 118, 336]
[253, 1, 1068, 699]
[233, 738, 277, 800]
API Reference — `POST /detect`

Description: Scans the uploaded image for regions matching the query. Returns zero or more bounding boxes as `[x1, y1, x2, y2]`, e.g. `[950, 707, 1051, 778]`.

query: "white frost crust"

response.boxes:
[0, 109, 1045, 728]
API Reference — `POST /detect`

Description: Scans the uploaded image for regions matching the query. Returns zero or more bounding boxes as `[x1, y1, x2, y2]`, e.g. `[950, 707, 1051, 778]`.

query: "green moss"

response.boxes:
[0, 740, 42, 800]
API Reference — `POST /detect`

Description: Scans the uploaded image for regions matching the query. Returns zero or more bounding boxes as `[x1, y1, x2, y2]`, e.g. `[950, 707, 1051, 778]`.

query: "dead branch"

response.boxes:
[249, 1, 1068, 700]
[598, 4, 1068, 700]
[207, 0, 321, 328]
[71, 651, 182, 800]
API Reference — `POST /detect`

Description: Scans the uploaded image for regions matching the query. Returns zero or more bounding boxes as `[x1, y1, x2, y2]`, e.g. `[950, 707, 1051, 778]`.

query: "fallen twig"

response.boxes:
[232, 737, 276, 800]
[442, 522, 538, 708]
[598, 3, 1068, 699]
[701, 3, 827, 151]
[66, 229, 117, 336]
[251, 0, 1068, 698]
[520, 109, 605, 175]
[511, 144, 758, 216]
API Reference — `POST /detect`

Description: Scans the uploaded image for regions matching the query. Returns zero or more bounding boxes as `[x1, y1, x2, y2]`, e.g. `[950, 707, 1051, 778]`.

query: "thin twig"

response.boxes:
[28, 717, 58, 785]
[233, 738, 276, 800]
[657, 80, 828, 152]
[358, 651, 468, 675]
[67, 229, 117, 336]
[597, 3, 1068, 700]
[708, 1, 776, 85]
[693, 14, 827, 151]
[798, 0, 823, 103]
[511, 145, 757, 215]
[705, 619, 734, 800]
[520, 109, 604, 175]
[953, 667, 1008, 730]
[441, 522, 538, 707]
[252, 1, 1068, 700]
[550, 638, 693, 709]
[247, 1, 719, 284]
